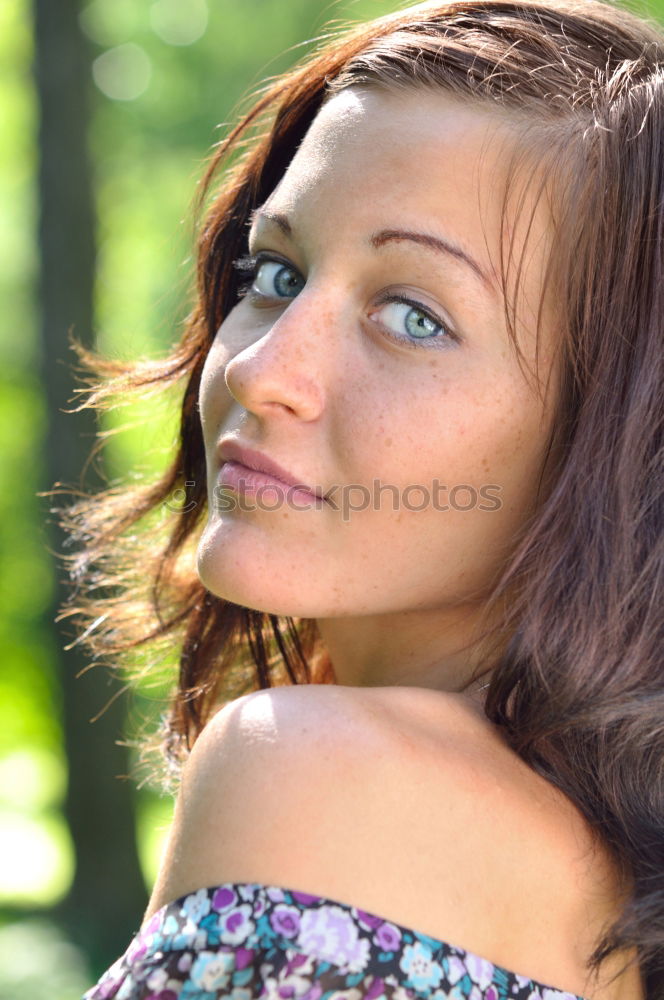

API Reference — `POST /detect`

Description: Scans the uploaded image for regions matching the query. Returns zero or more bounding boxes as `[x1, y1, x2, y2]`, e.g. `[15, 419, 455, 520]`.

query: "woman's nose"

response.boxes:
[224, 292, 332, 421]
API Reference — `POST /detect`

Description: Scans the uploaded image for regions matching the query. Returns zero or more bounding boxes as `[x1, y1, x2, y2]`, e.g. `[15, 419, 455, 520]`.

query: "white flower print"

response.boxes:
[190, 950, 234, 990]
[400, 940, 444, 990]
[182, 887, 212, 923]
[116, 978, 136, 1000]
[258, 972, 291, 999]
[465, 952, 497, 989]
[228, 989, 255, 1000]
[177, 952, 193, 972]
[446, 954, 467, 985]
[145, 968, 169, 990]
[389, 987, 418, 1000]
[273, 965, 315, 997]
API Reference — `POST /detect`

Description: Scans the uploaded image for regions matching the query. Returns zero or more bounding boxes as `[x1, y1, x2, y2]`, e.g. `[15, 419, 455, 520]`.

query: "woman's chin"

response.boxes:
[195, 507, 342, 616]
[195, 535, 321, 618]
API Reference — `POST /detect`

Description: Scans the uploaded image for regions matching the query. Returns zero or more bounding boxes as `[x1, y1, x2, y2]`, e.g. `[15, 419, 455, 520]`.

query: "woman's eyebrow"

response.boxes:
[248, 207, 497, 299]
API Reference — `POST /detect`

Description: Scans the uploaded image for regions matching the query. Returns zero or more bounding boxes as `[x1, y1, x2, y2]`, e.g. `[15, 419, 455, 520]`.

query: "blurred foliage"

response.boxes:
[0, 0, 401, 991]
[0, 0, 70, 923]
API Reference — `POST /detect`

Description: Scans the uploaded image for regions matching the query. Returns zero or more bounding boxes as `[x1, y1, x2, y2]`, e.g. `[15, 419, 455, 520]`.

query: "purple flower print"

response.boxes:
[289, 953, 313, 972]
[356, 911, 384, 931]
[125, 933, 149, 964]
[297, 905, 371, 973]
[219, 903, 255, 946]
[272, 904, 302, 938]
[82, 882, 585, 1000]
[91, 976, 121, 999]
[365, 975, 387, 999]
[375, 923, 401, 952]
[143, 912, 162, 936]
[212, 884, 238, 912]
[291, 890, 324, 905]
[300, 986, 324, 1000]
[235, 947, 256, 970]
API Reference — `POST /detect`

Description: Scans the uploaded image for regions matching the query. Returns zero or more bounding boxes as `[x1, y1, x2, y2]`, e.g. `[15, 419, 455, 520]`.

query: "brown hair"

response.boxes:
[51, 0, 664, 991]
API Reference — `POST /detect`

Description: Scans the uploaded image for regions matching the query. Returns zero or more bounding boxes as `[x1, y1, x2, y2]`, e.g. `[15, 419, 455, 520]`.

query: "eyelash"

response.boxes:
[231, 252, 458, 351]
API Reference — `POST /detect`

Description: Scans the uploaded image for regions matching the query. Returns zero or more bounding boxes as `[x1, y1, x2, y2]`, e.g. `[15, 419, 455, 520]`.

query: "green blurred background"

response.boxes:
[2, 0, 664, 996]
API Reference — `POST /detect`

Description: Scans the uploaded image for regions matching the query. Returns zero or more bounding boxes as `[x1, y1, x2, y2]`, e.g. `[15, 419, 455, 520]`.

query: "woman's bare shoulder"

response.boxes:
[359, 682, 644, 1000]
[146, 681, 643, 998]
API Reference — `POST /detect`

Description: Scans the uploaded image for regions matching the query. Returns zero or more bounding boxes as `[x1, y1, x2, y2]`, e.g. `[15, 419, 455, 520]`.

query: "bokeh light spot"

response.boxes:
[150, 0, 208, 46]
[92, 43, 152, 101]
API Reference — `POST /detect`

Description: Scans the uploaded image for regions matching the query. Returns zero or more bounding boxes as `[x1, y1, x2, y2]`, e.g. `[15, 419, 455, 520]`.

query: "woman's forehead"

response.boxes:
[266, 89, 553, 307]
[266, 86, 534, 257]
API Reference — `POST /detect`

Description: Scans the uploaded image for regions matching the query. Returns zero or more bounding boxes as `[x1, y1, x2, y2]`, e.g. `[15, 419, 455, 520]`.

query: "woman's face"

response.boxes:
[197, 85, 560, 623]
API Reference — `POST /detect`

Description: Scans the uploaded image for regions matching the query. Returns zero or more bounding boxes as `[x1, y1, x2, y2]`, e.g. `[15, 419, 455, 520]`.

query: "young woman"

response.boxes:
[65, 0, 663, 997]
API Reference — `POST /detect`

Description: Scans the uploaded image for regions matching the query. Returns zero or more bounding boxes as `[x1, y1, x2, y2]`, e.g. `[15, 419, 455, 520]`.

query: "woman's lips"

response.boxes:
[218, 460, 326, 507]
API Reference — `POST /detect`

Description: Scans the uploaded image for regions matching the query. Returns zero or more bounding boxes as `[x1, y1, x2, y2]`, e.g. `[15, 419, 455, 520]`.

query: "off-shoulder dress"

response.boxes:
[82, 879, 587, 1000]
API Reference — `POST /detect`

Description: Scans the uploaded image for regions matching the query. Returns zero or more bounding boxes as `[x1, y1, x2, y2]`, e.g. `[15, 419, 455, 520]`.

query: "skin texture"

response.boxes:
[197, 84, 561, 705]
[143, 685, 643, 1000]
[173, 89, 648, 998]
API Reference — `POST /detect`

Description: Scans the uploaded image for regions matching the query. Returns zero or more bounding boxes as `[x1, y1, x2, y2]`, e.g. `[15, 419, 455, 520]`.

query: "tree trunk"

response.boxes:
[32, 0, 148, 976]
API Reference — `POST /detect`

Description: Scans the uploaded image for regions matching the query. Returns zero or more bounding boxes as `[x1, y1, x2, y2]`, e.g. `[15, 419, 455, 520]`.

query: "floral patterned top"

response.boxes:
[82, 880, 588, 1000]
